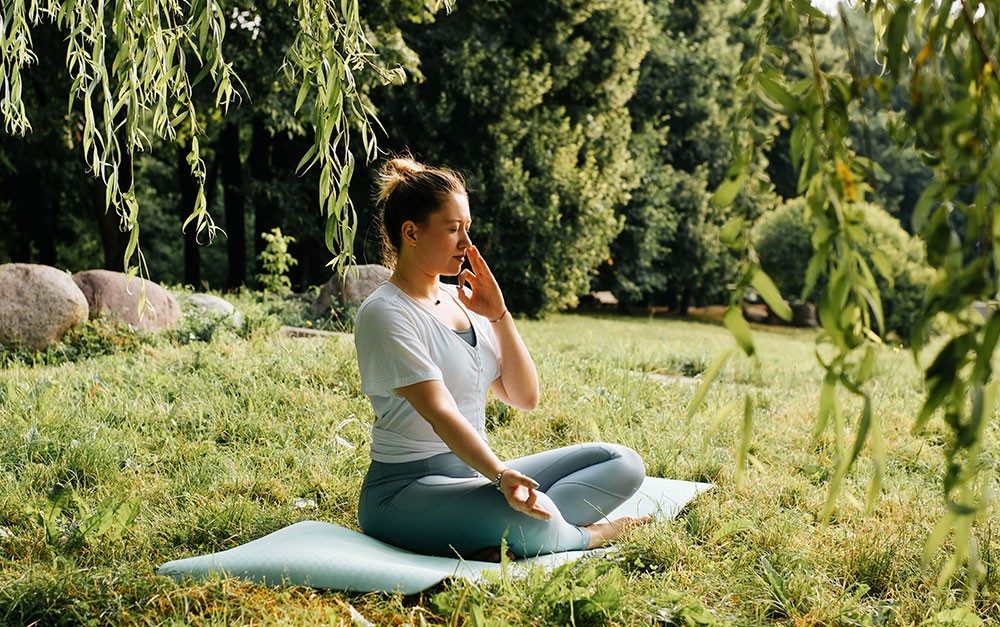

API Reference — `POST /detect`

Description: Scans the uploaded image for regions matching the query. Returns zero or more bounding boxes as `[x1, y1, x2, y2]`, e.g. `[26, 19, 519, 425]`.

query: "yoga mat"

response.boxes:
[158, 476, 712, 594]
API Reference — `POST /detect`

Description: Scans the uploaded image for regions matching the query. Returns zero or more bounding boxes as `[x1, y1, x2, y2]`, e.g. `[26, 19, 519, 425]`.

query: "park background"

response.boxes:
[0, 0, 931, 330]
[2, 0, 999, 624]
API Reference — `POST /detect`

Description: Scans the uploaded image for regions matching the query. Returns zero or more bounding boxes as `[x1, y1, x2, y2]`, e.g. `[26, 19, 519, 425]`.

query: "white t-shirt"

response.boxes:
[354, 282, 502, 463]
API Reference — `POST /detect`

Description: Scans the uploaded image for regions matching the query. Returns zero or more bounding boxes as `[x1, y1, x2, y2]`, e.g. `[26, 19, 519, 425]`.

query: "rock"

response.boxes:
[311, 264, 391, 314]
[73, 269, 181, 331]
[183, 293, 242, 327]
[763, 301, 818, 328]
[790, 302, 818, 327]
[0, 263, 89, 350]
[742, 303, 769, 324]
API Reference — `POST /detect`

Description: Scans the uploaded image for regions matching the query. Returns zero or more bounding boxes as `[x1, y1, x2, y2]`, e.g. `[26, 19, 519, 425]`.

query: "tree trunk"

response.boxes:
[178, 143, 201, 288]
[250, 115, 276, 286]
[221, 123, 246, 289]
[38, 194, 57, 265]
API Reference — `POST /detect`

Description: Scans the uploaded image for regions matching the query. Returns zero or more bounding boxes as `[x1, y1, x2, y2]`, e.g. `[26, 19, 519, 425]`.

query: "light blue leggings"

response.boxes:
[358, 442, 645, 558]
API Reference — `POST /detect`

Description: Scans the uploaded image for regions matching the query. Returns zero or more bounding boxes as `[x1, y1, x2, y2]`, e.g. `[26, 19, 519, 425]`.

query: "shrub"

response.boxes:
[257, 228, 298, 295]
[754, 199, 933, 341]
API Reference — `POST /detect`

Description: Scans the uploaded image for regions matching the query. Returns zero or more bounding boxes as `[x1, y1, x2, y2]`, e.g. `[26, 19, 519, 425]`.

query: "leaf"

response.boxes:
[724, 306, 755, 356]
[757, 74, 799, 113]
[923, 511, 956, 567]
[886, 4, 911, 78]
[868, 249, 894, 286]
[751, 268, 791, 321]
[705, 399, 741, 438]
[790, 121, 806, 172]
[720, 216, 746, 248]
[734, 393, 754, 488]
[294, 79, 311, 114]
[684, 348, 734, 421]
[760, 556, 793, 615]
[708, 518, 755, 544]
[790, 0, 827, 20]
[811, 370, 838, 443]
[295, 144, 318, 174]
[712, 172, 744, 208]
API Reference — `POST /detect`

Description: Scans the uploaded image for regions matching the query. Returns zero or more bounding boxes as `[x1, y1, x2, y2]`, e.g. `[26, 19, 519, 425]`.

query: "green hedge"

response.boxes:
[754, 199, 933, 341]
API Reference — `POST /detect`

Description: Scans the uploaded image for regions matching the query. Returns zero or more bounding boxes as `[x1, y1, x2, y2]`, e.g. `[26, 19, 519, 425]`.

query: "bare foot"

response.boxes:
[466, 546, 517, 562]
[583, 516, 651, 550]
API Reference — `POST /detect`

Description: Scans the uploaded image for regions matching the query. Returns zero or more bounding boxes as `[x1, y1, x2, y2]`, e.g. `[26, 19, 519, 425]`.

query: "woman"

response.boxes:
[355, 156, 648, 560]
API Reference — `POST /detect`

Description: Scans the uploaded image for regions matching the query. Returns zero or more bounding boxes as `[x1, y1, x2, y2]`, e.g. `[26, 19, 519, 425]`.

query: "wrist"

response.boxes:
[490, 308, 508, 324]
[493, 468, 510, 491]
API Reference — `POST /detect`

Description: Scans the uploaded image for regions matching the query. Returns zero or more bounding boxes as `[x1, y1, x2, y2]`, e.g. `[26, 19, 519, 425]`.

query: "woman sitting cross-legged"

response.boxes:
[354, 156, 650, 560]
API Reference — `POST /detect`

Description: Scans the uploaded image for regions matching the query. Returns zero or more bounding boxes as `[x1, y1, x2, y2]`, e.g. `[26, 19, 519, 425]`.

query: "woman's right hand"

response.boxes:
[498, 469, 552, 521]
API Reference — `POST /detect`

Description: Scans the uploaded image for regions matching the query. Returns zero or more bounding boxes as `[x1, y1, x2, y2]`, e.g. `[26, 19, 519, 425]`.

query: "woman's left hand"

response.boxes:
[457, 246, 506, 321]
[499, 469, 552, 521]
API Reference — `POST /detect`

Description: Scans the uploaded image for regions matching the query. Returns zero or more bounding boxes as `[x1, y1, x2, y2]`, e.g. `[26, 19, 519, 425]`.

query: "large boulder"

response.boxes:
[183, 293, 242, 328]
[0, 263, 89, 351]
[311, 264, 391, 314]
[73, 270, 181, 331]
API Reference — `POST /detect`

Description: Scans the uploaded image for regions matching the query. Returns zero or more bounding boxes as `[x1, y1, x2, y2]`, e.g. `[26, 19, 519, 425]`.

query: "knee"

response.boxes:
[607, 443, 645, 493]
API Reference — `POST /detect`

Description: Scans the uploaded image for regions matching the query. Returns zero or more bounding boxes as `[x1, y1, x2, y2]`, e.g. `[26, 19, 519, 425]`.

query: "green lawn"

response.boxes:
[1, 309, 996, 625]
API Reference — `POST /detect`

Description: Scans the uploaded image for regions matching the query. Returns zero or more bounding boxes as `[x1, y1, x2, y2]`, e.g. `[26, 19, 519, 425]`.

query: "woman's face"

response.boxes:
[407, 192, 472, 277]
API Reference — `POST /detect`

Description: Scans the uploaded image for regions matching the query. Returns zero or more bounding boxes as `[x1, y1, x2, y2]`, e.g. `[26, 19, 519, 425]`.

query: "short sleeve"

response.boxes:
[355, 297, 443, 397]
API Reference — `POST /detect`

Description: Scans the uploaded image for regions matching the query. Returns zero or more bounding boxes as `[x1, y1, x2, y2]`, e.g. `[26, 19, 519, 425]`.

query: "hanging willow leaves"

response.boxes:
[707, 0, 1000, 594]
[0, 0, 441, 278]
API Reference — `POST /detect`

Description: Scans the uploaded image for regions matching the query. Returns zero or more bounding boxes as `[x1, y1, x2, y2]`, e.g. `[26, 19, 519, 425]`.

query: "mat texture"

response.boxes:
[158, 476, 712, 593]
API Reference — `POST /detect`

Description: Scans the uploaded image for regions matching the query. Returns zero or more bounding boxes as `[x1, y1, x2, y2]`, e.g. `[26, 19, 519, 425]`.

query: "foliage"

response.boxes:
[702, 0, 1000, 595]
[596, 0, 744, 313]
[0, 317, 148, 368]
[257, 227, 298, 294]
[361, 0, 653, 316]
[754, 198, 934, 340]
[752, 199, 815, 300]
[38, 484, 139, 552]
[0, 0, 422, 279]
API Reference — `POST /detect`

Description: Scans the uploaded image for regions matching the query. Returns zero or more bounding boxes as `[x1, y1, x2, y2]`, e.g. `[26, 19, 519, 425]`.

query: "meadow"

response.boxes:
[0, 301, 997, 625]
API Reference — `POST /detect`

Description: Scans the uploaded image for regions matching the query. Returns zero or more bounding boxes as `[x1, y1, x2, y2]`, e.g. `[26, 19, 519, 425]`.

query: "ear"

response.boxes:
[400, 220, 419, 248]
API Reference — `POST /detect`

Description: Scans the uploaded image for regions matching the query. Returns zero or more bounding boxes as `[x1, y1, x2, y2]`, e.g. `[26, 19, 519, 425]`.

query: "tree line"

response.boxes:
[1, 0, 929, 318]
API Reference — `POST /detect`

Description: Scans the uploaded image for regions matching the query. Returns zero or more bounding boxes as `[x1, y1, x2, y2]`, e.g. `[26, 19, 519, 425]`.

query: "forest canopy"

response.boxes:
[1, 0, 930, 315]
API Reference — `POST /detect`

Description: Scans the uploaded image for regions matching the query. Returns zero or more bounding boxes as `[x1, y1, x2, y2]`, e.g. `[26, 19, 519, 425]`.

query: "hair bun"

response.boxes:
[376, 157, 425, 202]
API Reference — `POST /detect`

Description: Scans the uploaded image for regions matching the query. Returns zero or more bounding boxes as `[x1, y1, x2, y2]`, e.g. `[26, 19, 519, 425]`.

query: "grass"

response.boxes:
[0, 303, 997, 625]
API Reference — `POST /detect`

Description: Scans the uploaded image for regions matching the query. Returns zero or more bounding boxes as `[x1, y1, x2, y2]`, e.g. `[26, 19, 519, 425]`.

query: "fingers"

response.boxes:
[456, 268, 475, 295]
[505, 474, 551, 521]
[467, 246, 495, 279]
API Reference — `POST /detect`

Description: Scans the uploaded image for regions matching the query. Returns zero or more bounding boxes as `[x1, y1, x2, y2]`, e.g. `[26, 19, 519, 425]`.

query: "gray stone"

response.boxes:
[0, 263, 89, 350]
[311, 264, 391, 314]
[790, 302, 818, 328]
[184, 293, 242, 327]
[73, 269, 181, 331]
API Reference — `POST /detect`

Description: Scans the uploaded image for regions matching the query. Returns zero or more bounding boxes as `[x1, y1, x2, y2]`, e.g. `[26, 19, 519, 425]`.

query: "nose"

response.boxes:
[459, 229, 472, 248]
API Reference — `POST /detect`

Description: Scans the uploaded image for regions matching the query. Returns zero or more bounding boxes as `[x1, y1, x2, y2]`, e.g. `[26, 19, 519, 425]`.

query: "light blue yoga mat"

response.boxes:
[158, 477, 712, 594]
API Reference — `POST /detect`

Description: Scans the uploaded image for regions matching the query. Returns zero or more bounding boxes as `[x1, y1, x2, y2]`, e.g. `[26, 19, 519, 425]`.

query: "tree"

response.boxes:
[360, 0, 653, 316]
[0, 0, 417, 280]
[596, 0, 746, 313]
[702, 0, 1000, 595]
[0, 23, 98, 270]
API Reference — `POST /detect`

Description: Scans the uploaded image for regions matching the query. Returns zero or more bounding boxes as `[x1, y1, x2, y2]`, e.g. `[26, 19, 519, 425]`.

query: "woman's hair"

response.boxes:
[375, 156, 466, 267]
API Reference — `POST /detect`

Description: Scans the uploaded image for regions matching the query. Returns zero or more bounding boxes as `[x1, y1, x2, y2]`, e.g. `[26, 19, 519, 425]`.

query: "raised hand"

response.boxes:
[456, 245, 507, 322]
